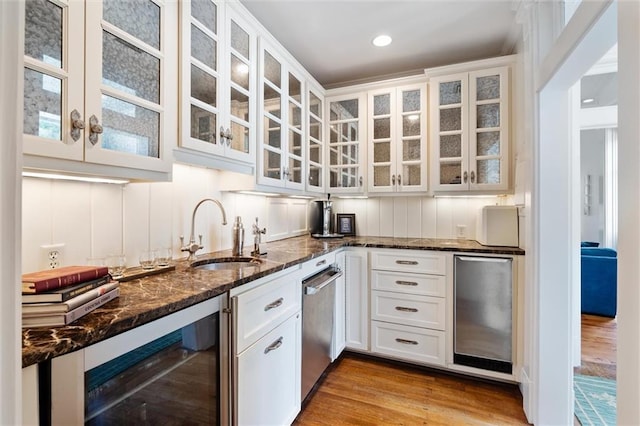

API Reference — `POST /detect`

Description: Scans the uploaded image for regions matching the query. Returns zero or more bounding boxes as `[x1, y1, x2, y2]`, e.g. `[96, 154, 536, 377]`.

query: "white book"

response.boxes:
[22, 287, 120, 328]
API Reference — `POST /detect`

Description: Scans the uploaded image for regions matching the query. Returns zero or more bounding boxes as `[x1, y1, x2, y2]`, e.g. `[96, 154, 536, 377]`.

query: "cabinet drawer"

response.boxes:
[234, 273, 301, 354]
[371, 270, 446, 297]
[370, 250, 446, 275]
[371, 291, 445, 330]
[371, 321, 445, 366]
[300, 252, 337, 278]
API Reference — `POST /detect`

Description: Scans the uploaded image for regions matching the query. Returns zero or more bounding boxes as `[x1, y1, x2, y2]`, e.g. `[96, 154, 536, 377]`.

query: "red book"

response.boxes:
[22, 265, 110, 294]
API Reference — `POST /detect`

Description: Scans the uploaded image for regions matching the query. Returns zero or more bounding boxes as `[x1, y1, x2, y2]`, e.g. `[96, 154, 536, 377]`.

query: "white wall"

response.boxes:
[332, 196, 507, 240]
[21, 164, 307, 273]
[580, 128, 605, 244]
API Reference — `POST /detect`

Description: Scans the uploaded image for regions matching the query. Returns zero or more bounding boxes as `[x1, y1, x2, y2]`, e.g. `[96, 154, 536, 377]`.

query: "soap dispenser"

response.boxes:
[232, 216, 244, 256]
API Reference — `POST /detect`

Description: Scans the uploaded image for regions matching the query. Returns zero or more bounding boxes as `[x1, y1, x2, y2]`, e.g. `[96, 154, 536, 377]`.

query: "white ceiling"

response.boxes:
[240, 0, 521, 89]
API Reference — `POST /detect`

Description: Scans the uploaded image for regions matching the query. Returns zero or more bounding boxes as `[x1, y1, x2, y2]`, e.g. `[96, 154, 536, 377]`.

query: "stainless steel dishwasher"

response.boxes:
[301, 265, 342, 400]
[454, 255, 513, 374]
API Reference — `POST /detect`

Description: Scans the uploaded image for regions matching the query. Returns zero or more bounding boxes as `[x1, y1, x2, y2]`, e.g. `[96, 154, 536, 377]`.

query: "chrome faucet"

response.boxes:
[251, 217, 267, 256]
[181, 198, 228, 261]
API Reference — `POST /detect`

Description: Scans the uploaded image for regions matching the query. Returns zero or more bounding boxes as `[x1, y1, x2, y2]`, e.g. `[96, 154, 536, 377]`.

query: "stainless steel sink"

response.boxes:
[191, 256, 263, 271]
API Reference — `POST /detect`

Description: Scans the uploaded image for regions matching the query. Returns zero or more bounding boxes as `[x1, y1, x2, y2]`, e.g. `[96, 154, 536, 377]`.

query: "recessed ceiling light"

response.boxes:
[372, 35, 392, 47]
[582, 98, 595, 104]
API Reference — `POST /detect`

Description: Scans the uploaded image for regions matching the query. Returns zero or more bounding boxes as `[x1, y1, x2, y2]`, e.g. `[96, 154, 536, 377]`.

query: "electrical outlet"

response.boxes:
[456, 225, 467, 239]
[40, 243, 65, 270]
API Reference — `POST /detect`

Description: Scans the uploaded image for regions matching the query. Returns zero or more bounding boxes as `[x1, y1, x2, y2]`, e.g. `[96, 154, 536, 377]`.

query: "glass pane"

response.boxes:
[477, 159, 500, 184]
[309, 165, 322, 187]
[403, 165, 421, 186]
[191, 25, 216, 70]
[402, 89, 420, 112]
[477, 103, 500, 128]
[373, 142, 390, 163]
[191, 65, 216, 106]
[230, 20, 249, 59]
[440, 80, 461, 105]
[329, 146, 338, 166]
[440, 162, 462, 185]
[343, 167, 358, 187]
[330, 169, 338, 187]
[289, 102, 301, 128]
[103, 31, 160, 103]
[230, 87, 249, 121]
[373, 117, 390, 139]
[24, 68, 62, 140]
[289, 157, 302, 183]
[264, 83, 281, 118]
[229, 121, 249, 154]
[309, 140, 321, 163]
[440, 107, 461, 132]
[440, 134, 462, 158]
[191, 0, 216, 34]
[476, 75, 500, 101]
[230, 54, 249, 90]
[264, 51, 281, 88]
[338, 144, 358, 165]
[341, 123, 357, 142]
[309, 92, 322, 117]
[25, 0, 62, 65]
[309, 117, 321, 140]
[402, 114, 420, 137]
[190, 105, 216, 144]
[330, 99, 358, 120]
[402, 139, 421, 161]
[264, 149, 281, 179]
[477, 131, 500, 156]
[104, 0, 160, 50]
[373, 94, 390, 115]
[373, 165, 390, 187]
[102, 95, 159, 158]
[264, 117, 281, 149]
[289, 73, 301, 102]
[289, 130, 302, 156]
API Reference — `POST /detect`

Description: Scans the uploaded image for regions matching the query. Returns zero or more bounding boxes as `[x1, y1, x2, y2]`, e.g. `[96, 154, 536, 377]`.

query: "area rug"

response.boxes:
[574, 374, 616, 425]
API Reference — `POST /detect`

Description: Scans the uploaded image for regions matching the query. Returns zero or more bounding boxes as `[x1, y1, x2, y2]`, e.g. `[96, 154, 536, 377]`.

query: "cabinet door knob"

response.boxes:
[88, 115, 103, 145]
[359, 176, 363, 187]
[70, 109, 84, 142]
[463, 171, 468, 183]
[398, 174, 402, 186]
[391, 174, 396, 186]
[470, 170, 476, 183]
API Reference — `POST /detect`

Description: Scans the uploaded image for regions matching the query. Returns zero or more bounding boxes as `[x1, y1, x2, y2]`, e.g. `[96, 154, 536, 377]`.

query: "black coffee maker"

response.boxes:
[310, 194, 343, 238]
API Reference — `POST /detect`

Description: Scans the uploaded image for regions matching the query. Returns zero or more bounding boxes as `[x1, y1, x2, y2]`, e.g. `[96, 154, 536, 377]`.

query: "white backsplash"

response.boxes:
[22, 162, 508, 273]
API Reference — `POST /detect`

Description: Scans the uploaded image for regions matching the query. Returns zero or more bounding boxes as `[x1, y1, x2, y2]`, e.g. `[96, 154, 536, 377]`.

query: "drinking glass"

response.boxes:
[139, 250, 157, 270]
[156, 248, 172, 267]
[107, 254, 126, 279]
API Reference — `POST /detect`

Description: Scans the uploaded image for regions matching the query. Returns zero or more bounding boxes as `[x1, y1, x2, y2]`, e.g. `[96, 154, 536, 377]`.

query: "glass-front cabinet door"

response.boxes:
[178, 0, 256, 170]
[430, 66, 509, 192]
[257, 40, 305, 191]
[367, 83, 426, 193]
[327, 93, 366, 193]
[307, 86, 325, 193]
[23, 0, 84, 161]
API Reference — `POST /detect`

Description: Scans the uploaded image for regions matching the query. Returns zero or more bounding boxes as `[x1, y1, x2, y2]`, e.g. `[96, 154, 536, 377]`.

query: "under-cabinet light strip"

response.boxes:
[22, 171, 129, 185]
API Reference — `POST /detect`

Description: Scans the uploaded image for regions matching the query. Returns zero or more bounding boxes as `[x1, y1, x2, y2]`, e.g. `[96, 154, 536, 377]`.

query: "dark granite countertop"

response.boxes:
[22, 235, 524, 368]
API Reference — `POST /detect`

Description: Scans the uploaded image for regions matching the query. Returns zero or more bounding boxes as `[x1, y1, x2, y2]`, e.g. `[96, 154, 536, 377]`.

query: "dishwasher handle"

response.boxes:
[304, 268, 342, 295]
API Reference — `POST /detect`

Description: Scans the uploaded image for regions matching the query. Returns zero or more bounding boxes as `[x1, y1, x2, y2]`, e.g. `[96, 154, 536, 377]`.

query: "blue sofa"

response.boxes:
[581, 247, 617, 317]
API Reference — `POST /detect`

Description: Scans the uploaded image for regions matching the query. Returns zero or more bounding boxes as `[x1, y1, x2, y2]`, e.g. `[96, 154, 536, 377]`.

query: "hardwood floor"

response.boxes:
[575, 314, 617, 380]
[294, 353, 528, 425]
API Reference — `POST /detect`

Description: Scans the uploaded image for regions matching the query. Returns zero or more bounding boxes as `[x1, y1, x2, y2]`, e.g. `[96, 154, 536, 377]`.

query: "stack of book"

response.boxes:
[22, 265, 120, 328]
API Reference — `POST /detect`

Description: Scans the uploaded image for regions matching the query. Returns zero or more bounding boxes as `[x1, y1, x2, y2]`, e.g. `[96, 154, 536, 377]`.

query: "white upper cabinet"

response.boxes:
[326, 93, 367, 193]
[257, 39, 305, 191]
[23, 0, 177, 180]
[177, 0, 257, 174]
[429, 64, 510, 192]
[306, 84, 325, 193]
[367, 83, 427, 193]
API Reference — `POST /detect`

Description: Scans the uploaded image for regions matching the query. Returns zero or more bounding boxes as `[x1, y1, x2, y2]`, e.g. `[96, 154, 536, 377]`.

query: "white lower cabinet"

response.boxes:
[236, 312, 301, 426]
[332, 250, 346, 361]
[344, 249, 369, 351]
[371, 321, 445, 366]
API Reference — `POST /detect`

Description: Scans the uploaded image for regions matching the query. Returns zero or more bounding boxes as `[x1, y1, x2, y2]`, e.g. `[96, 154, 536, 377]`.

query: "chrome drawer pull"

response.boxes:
[396, 260, 418, 265]
[395, 280, 418, 286]
[264, 297, 284, 311]
[395, 338, 418, 345]
[316, 259, 327, 267]
[395, 306, 418, 313]
[264, 337, 283, 354]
